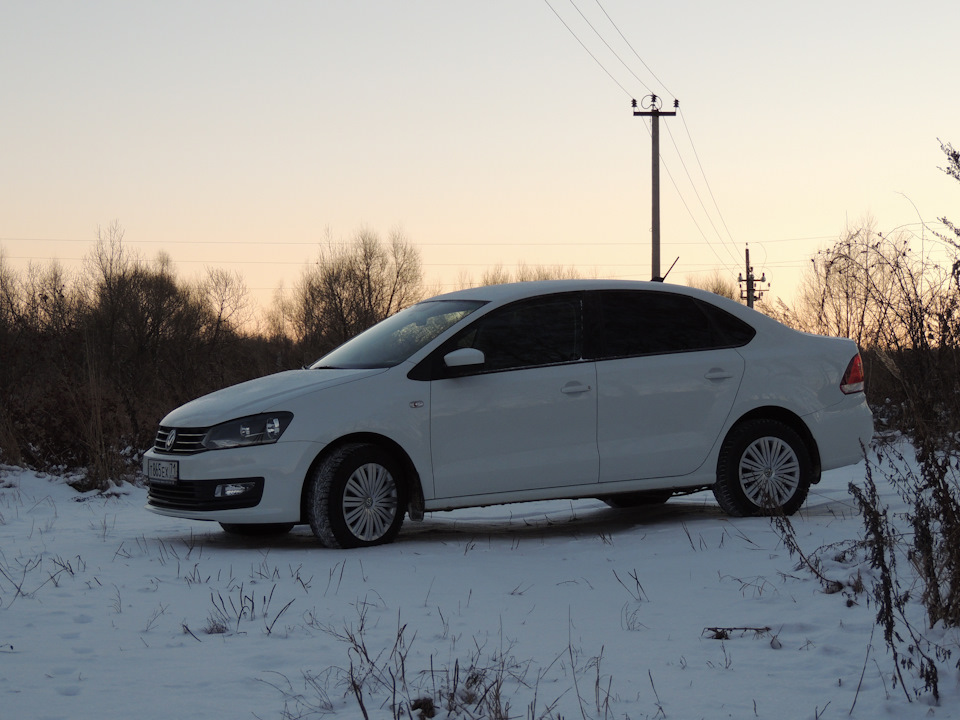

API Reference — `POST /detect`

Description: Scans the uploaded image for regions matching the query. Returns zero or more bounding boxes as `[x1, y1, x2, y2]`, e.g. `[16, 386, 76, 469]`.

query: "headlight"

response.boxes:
[201, 412, 294, 450]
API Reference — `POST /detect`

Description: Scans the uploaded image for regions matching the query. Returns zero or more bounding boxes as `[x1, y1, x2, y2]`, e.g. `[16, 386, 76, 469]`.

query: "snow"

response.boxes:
[1, 454, 958, 720]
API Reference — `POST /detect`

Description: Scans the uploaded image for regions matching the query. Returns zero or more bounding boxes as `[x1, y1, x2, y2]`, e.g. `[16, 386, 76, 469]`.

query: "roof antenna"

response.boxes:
[654, 257, 679, 282]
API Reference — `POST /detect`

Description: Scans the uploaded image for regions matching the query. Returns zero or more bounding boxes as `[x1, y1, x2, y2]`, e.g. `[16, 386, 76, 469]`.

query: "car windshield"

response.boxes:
[310, 300, 486, 369]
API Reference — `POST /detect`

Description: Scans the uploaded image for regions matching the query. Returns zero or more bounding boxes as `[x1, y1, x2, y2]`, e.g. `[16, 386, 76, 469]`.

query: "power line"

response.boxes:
[4, 228, 944, 258]
[676, 110, 741, 261]
[662, 119, 741, 268]
[542, 0, 633, 98]
[630, 107, 740, 276]
[565, 0, 655, 95]
[1, 254, 741, 268]
[657, 157, 739, 272]
[543, 0, 745, 279]
[2, 237, 789, 247]
[0, 237, 325, 246]
[591, 0, 673, 98]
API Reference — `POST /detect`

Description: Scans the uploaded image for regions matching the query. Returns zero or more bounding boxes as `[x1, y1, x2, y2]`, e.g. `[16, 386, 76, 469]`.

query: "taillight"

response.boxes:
[840, 354, 865, 394]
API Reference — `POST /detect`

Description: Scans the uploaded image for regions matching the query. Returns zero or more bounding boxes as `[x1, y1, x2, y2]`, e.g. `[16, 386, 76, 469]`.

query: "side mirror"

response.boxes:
[443, 347, 485, 368]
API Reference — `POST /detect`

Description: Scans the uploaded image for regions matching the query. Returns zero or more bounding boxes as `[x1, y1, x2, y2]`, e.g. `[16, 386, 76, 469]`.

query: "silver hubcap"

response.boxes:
[738, 436, 800, 507]
[342, 463, 399, 541]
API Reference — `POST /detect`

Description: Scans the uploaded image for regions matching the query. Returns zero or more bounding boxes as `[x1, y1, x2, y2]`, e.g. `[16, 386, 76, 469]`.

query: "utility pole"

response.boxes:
[738, 245, 768, 308]
[633, 95, 677, 281]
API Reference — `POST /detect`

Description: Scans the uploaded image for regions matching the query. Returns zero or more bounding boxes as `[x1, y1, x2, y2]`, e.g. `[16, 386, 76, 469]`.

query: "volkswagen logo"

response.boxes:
[164, 428, 177, 452]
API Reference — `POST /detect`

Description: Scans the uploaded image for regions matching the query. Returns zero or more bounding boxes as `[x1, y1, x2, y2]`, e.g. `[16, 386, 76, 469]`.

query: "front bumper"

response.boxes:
[147, 477, 265, 511]
[143, 440, 318, 524]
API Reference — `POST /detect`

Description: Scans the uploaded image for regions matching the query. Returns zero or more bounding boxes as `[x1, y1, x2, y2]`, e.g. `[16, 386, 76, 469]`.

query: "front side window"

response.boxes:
[430, 294, 583, 375]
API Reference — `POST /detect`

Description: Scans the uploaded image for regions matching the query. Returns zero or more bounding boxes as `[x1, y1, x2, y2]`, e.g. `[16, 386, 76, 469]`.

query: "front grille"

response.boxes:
[147, 477, 264, 511]
[154, 426, 208, 454]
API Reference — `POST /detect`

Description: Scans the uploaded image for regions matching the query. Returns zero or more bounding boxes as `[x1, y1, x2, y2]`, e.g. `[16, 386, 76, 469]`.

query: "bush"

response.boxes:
[774, 141, 960, 703]
[0, 225, 284, 488]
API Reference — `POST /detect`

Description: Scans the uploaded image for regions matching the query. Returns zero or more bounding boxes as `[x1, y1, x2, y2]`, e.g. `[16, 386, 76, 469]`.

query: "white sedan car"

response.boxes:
[144, 280, 873, 548]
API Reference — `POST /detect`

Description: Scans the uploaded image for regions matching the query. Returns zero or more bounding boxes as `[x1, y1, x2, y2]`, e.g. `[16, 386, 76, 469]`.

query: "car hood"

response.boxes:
[162, 368, 388, 427]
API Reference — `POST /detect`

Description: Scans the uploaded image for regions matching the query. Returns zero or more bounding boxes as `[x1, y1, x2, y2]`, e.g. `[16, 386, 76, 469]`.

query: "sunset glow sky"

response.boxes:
[2, 1, 957, 313]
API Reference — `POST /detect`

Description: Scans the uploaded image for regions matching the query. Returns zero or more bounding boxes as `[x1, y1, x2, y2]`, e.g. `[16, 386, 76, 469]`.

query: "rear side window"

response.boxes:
[593, 290, 755, 359]
[697, 298, 756, 346]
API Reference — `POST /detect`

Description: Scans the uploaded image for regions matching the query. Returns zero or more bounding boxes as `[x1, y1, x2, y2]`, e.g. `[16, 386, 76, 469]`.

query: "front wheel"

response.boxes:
[713, 419, 811, 517]
[307, 443, 407, 548]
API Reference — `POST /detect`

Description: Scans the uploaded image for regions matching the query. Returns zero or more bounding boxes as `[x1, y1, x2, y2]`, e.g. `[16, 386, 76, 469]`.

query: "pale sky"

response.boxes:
[2, 1, 957, 314]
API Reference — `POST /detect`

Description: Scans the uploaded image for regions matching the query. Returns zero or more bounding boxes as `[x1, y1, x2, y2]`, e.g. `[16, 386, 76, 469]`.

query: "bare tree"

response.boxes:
[478, 264, 513, 286]
[936, 140, 960, 250]
[293, 229, 423, 358]
[514, 262, 582, 282]
[201, 267, 251, 340]
[787, 219, 908, 348]
[476, 262, 581, 286]
[781, 211, 960, 446]
[685, 269, 737, 301]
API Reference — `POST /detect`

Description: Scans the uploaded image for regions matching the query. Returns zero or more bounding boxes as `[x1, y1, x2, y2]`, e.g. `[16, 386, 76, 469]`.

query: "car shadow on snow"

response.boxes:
[154, 490, 853, 550]
[151, 496, 727, 551]
[399, 496, 729, 545]
[404, 480, 861, 544]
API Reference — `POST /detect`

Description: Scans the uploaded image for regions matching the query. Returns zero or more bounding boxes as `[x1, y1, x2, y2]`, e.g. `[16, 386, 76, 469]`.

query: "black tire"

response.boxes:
[307, 443, 407, 549]
[219, 522, 295, 537]
[601, 490, 672, 509]
[713, 419, 812, 517]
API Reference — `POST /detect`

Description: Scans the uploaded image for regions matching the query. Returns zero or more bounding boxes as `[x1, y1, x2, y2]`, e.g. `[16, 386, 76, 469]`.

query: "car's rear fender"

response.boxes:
[718, 406, 823, 484]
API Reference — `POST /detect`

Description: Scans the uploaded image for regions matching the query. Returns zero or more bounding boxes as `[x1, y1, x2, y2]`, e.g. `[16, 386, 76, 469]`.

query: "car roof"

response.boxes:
[431, 278, 738, 309]
[424, 279, 788, 334]
[430, 279, 675, 302]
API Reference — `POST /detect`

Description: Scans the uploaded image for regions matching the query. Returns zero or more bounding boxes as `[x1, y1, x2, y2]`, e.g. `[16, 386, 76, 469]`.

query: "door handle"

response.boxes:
[704, 369, 734, 381]
[561, 382, 592, 394]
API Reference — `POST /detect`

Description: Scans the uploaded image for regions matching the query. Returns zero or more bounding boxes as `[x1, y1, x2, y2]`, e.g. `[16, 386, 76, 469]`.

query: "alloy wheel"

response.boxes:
[738, 436, 801, 508]
[341, 462, 399, 542]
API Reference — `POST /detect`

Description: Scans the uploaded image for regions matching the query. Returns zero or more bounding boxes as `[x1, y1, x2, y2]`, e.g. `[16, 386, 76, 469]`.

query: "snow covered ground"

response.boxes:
[1, 452, 957, 720]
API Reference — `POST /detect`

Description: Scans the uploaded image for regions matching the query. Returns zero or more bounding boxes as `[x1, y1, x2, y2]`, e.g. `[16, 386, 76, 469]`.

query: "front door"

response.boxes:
[428, 294, 599, 499]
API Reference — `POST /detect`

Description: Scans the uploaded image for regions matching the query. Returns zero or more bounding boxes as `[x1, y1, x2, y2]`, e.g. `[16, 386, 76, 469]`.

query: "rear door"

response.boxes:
[591, 290, 750, 481]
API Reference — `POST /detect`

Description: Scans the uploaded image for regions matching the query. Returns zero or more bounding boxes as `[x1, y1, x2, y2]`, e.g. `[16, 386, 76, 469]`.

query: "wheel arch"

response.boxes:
[720, 406, 822, 484]
[299, 433, 426, 522]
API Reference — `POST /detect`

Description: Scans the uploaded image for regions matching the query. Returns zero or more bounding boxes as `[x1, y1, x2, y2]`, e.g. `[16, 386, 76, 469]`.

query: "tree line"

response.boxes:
[0, 224, 425, 489]
[1, 144, 957, 491]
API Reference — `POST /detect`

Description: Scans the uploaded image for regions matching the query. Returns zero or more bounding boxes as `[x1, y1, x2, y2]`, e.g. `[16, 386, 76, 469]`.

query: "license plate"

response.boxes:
[147, 459, 179, 485]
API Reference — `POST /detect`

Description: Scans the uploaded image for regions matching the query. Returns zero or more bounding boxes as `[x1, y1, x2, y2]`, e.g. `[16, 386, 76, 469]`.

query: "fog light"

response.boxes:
[215, 482, 256, 498]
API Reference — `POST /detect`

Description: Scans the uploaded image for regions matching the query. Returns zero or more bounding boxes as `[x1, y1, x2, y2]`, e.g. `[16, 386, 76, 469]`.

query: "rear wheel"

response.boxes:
[713, 419, 811, 516]
[307, 443, 406, 548]
[219, 522, 295, 537]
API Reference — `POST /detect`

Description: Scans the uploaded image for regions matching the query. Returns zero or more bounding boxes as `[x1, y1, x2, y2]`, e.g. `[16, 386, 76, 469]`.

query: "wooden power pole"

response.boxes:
[633, 95, 677, 281]
[738, 246, 768, 308]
